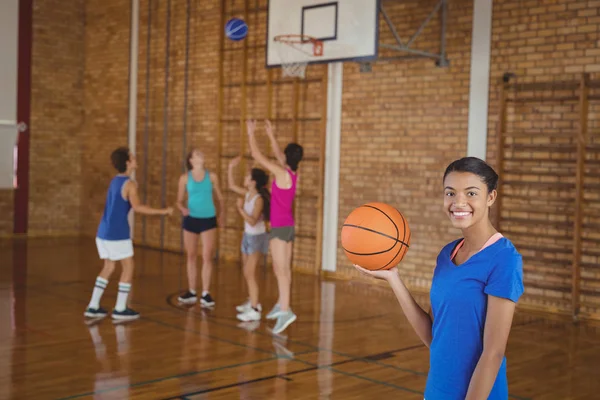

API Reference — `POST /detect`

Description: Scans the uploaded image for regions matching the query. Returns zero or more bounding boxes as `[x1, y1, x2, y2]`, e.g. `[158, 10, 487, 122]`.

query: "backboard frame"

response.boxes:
[265, 0, 380, 69]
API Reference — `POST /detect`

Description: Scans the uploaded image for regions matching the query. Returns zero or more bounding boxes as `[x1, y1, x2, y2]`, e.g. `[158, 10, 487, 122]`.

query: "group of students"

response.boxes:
[84, 120, 303, 335]
[82, 112, 528, 398]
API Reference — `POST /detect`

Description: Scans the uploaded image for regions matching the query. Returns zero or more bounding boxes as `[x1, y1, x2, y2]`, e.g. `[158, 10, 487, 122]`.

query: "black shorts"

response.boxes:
[183, 216, 217, 234]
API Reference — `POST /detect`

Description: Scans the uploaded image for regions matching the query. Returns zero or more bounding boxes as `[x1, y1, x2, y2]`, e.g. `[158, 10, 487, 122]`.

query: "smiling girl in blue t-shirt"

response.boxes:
[355, 157, 524, 400]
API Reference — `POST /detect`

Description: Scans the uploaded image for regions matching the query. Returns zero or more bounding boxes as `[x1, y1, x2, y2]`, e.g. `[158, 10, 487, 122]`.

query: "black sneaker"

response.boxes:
[112, 308, 140, 321]
[84, 307, 108, 318]
[178, 290, 198, 304]
[200, 293, 215, 307]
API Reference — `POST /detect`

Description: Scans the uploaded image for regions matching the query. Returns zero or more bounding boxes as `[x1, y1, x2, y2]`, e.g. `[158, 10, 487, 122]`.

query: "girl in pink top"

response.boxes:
[247, 119, 303, 335]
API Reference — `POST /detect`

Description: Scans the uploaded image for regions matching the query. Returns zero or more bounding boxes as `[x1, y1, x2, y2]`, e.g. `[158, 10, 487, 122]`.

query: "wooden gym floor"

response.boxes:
[1, 238, 599, 400]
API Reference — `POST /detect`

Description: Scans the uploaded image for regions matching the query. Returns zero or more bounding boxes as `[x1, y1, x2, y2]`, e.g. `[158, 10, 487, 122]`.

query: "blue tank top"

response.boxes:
[187, 170, 216, 218]
[97, 176, 132, 240]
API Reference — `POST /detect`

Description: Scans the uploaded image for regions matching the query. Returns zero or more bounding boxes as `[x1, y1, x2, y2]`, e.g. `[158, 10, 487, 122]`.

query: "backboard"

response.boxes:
[266, 0, 379, 68]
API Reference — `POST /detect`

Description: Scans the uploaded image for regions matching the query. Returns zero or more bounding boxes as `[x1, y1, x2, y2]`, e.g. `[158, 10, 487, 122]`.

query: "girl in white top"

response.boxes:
[228, 156, 271, 322]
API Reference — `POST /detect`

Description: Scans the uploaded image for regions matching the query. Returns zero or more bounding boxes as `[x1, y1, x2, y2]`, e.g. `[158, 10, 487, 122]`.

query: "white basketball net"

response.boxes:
[281, 61, 308, 79]
[274, 36, 322, 79]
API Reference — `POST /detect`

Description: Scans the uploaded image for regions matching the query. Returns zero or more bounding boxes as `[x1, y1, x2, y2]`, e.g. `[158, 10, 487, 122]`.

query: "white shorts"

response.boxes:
[95, 237, 134, 261]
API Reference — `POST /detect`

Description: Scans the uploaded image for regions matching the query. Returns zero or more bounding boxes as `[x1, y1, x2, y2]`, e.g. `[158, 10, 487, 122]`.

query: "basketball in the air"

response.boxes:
[341, 202, 411, 271]
[225, 18, 248, 41]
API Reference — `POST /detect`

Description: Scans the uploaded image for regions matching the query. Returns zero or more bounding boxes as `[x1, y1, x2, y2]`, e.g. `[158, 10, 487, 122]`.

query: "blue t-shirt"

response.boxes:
[97, 176, 132, 241]
[425, 237, 524, 400]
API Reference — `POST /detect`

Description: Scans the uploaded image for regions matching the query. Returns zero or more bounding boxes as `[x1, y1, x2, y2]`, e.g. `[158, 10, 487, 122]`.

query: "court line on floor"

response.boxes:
[158, 301, 531, 400]
[161, 355, 426, 399]
[118, 297, 530, 400]
[163, 344, 446, 399]
[162, 293, 430, 376]
[34, 287, 425, 398]
[56, 357, 279, 400]
[32, 281, 531, 400]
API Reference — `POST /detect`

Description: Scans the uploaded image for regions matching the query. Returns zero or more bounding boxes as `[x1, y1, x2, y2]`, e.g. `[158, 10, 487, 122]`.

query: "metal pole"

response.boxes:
[142, 0, 153, 244]
[160, 0, 172, 249]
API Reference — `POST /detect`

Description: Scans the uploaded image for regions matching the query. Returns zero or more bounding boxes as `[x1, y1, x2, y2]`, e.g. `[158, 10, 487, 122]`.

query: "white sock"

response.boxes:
[88, 277, 108, 309]
[115, 282, 131, 312]
[190, 289, 197, 295]
[202, 290, 209, 297]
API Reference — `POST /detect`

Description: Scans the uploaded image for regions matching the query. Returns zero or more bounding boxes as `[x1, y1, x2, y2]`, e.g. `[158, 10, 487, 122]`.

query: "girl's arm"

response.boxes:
[236, 196, 264, 226]
[210, 172, 226, 226]
[228, 156, 247, 196]
[176, 174, 189, 216]
[247, 120, 291, 188]
[355, 266, 433, 347]
[126, 181, 173, 216]
[265, 120, 286, 168]
[464, 296, 516, 400]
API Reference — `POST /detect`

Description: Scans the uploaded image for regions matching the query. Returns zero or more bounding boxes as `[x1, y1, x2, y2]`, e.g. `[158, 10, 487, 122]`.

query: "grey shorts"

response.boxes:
[241, 232, 269, 255]
[269, 226, 295, 242]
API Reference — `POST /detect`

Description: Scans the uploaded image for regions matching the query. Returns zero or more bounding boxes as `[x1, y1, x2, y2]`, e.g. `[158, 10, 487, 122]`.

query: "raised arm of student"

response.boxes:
[125, 180, 173, 216]
[354, 265, 433, 348]
[228, 156, 247, 196]
[265, 119, 286, 167]
[247, 119, 291, 189]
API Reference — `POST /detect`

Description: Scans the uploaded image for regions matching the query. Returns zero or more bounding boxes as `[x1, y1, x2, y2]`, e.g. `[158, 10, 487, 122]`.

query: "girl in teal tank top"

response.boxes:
[186, 169, 216, 218]
[176, 148, 225, 308]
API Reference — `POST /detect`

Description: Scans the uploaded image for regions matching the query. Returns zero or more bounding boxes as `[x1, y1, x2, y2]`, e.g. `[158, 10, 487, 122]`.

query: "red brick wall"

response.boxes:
[335, 0, 474, 289]
[1, 0, 85, 236]
[485, 0, 600, 317]
[28, 0, 85, 235]
[5, 0, 599, 317]
[80, 0, 131, 236]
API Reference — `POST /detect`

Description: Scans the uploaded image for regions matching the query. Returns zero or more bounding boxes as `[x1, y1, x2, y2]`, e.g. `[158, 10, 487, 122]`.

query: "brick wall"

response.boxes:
[80, 0, 131, 236]
[5, 0, 599, 316]
[485, 0, 600, 317]
[335, 0, 474, 290]
[0, 0, 85, 236]
[28, 0, 85, 235]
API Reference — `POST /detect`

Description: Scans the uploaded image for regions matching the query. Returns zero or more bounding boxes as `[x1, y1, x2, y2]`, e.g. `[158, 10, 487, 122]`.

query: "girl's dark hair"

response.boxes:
[111, 147, 130, 173]
[186, 150, 194, 171]
[284, 143, 304, 171]
[443, 157, 499, 193]
[251, 168, 270, 221]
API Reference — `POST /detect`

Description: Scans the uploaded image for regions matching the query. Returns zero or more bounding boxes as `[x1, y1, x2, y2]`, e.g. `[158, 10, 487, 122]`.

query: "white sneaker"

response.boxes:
[236, 300, 262, 313]
[236, 299, 251, 312]
[272, 310, 297, 335]
[237, 307, 262, 322]
[266, 303, 281, 320]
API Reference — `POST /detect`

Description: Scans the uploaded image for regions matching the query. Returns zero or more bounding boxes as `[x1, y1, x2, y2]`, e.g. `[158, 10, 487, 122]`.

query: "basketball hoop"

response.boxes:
[273, 34, 323, 78]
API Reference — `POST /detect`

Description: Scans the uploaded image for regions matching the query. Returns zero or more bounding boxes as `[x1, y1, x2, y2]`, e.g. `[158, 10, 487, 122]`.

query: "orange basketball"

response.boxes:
[341, 202, 411, 271]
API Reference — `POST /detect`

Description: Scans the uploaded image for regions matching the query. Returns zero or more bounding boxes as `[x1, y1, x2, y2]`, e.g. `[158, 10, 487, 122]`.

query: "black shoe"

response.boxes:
[112, 308, 140, 321]
[200, 293, 215, 307]
[178, 290, 198, 304]
[84, 307, 108, 318]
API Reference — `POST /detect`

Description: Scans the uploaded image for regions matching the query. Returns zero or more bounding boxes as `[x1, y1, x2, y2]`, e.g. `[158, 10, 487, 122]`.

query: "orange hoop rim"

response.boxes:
[273, 34, 324, 57]
[273, 34, 322, 45]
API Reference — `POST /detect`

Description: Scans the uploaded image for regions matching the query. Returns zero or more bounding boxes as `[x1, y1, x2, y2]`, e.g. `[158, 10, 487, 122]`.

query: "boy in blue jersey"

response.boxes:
[84, 147, 173, 320]
[354, 157, 524, 400]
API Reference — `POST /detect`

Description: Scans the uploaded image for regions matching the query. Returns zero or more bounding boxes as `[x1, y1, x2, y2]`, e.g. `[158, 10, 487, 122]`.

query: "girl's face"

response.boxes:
[244, 173, 255, 190]
[190, 150, 204, 168]
[443, 171, 496, 230]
